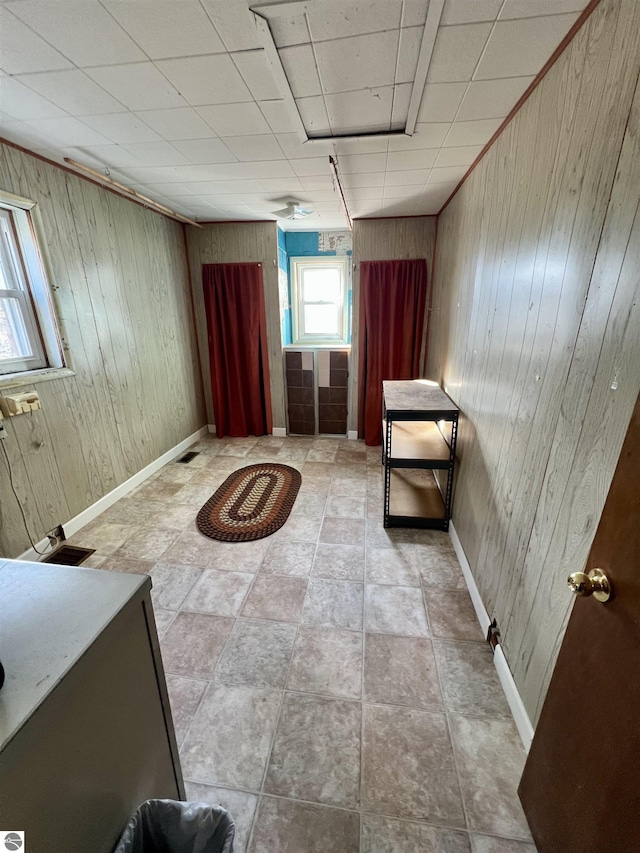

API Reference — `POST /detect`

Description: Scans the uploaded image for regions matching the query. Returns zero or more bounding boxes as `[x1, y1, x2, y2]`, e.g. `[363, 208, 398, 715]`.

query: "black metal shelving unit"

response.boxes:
[382, 380, 459, 530]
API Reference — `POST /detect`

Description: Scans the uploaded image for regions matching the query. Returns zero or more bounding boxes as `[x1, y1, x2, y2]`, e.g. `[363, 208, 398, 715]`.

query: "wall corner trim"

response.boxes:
[272, 427, 287, 437]
[17, 425, 209, 563]
[449, 520, 535, 751]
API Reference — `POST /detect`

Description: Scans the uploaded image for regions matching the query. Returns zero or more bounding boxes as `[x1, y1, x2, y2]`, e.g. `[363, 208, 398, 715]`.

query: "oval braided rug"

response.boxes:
[196, 463, 302, 542]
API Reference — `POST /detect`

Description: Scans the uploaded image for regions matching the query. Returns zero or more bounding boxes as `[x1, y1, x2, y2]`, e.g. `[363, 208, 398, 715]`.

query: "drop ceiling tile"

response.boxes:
[385, 168, 431, 186]
[435, 144, 483, 167]
[8, 0, 146, 67]
[397, 26, 423, 84]
[232, 50, 283, 101]
[391, 82, 413, 129]
[402, 1, 428, 27]
[296, 96, 332, 135]
[221, 134, 285, 161]
[103, 1, 225, 59]
[200, 1, 264, 51]
[341, 172, 385, 188]
[295, 188, 337, 201]
[383, 184, 424, 199]
[276, 133, 333, 160]
[135, 108, 215, 141]
[344, 187, 383, 200]
[279, 44, 322, 98]
[0, 7, 73, 74]
[443, 117, 502, 146]
[427, 23, 492, 82]
[71, 144, 144, 169]
[197, 103, 271, 136]
[417, 82, 468, 123]
[81, 113, 163, 144]
[258, 101, 301, 134]
[457, 75, 534, 121]
[267, 12, 310, 48]
[307, 0, 402, 41]
[324, 88, 393, 135]
[332, 137, 388, 155]
[388, 123, 451, 150]
[441, 0, 503, 25]
[156, 55, 252, 107]
[87, 64, 187, 111]
[387, 148, 438, 170]
[17, 70, 126, 117]
[429, 165, 468, 183]
[290, 158, 331, 177]
[142, 182, 199, 197]
[0, 76, 67, 121]
[418, 180, 458, 211]
[25, 117, 111, 147]
[474, 14, 579, 80]
[314, 31, 399, 94]
[299, 175, 335, 190]
[171, 138, 237, 165]
[499, 0, 587, 19]
[120, 142, 191, 167]
[336, 153, 387, 174]
[258, 177, 305, 193]
[237, 160, 296, 180]
[180, 180, 267, 195]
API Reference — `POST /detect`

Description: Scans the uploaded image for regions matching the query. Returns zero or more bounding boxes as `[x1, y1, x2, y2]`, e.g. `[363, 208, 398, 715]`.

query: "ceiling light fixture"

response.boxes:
[272, 199, 314, 220]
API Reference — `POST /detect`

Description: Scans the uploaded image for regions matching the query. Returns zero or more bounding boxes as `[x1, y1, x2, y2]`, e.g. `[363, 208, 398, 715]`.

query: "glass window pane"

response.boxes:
[303, 303, 339, 335]
[0, 297, 33, 360]
[301, 267, 341, 302]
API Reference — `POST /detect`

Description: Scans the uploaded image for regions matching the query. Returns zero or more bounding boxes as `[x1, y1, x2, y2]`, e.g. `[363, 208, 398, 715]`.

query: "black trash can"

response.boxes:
[113, 799, 235, 853]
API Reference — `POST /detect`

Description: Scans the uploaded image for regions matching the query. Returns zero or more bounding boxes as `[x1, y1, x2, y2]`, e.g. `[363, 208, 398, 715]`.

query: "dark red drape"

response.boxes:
[358, 259, 428, 446]
[202, 262, 272, 439]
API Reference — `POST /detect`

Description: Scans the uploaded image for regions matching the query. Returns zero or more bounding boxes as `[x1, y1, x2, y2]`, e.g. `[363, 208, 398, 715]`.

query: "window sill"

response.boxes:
[0, 366, 75, 389]
[285, 343, 351, 350]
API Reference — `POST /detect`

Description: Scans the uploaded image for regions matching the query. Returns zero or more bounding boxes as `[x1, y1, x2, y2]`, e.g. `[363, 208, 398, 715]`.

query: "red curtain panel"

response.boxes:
[358, 258, 428, 446]
[202, 262, 273, 438]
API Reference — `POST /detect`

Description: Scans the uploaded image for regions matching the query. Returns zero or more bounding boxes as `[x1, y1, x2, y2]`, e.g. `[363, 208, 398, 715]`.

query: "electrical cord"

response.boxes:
[1, 438, 50, 556]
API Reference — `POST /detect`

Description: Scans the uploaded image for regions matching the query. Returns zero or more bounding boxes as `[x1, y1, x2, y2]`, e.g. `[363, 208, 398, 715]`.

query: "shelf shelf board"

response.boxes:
[384, 419, 450, 462]
[388, 468, 445, 519]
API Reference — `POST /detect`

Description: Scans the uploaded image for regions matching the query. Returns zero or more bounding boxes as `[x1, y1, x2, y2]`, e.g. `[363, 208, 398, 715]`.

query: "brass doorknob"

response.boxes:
[567, 567, 612, 603]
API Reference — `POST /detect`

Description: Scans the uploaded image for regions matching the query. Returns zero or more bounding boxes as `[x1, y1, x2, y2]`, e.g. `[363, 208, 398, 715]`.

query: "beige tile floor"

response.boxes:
[71, 434, 537, 853]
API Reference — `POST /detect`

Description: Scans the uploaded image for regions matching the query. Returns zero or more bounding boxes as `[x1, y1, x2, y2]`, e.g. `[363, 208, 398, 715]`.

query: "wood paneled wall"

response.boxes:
[185, 222, 285, 430]
[427, 0, 640, 723]
[0, 144, 205, 558]
[349, 217, 437, 433]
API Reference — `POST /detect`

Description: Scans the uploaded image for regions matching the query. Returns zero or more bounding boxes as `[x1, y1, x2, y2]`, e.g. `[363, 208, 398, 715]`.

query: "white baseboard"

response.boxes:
[449, 520, 534, 751]
[17, 425, 209, 563]
[272, 427, 287, 437]
[347, 430, 358, 440]
[207, 424, 216, 434]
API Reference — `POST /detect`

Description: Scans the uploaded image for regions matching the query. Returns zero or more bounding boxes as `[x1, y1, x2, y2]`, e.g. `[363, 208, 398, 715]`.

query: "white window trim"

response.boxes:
[290, 255, 349, 346]
[0, 189, 67, 383]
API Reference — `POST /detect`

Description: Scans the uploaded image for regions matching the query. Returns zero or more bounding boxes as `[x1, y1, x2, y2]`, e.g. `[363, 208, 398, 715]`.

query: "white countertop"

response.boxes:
[0, 559, 149, 751]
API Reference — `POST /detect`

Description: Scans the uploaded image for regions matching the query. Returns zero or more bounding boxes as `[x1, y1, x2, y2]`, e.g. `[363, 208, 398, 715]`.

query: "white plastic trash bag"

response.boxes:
[113, 799, 235, 853]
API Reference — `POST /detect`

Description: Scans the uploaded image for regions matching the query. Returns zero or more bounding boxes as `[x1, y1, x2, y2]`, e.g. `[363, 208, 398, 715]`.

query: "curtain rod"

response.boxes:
[63, 158, 202, 228]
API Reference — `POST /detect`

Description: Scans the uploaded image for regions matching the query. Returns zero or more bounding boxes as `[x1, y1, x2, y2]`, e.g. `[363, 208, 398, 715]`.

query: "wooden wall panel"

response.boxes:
[0, 144, 205, 558]
[349, 216, 437, 433]
[427, 0, 640, 724]
[185, 222, 285, 430]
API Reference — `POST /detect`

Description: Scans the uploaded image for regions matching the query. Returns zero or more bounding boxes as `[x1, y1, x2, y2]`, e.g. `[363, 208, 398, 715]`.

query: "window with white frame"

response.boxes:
[0, 192, 63, 377]
[290, 256, 349, 345]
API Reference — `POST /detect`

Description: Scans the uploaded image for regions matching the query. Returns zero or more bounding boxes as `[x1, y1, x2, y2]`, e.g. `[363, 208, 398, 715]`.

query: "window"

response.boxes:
[0, 192, 63, 378]
[290, 256, 349, 345]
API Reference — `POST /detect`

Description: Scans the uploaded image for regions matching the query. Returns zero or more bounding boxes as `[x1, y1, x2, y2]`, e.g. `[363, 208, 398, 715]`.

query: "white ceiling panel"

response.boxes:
[87, 63, 187, 111]
[314, 31, 399, 94]
[417, 180, 458, 210]
[180, 180, 267, 195]
[201, 1, 264, 51]
[385, 168, 432, 186]
[121, 141, 189, 167]
[474, 14, 579, 80]
[0, 7, 72, 74]
[434, 144, 484, 167]
[171, 138, 237, 165]
[279, 44, 322, 98]
[418, 82, 468, 123]
[290, 158, 331, 177]
[197, 103, 272, 137]
[341, 172, 386, 188]
[389, 123, 451, 149]
[402, 1, 429, 28]
[17, 70, 126, 117]
[427, 23, 493, 82]
[324, 88, 393, 135]
[429, 165, 469, 183]
[299, 175, 335, 190]
[391, 83, 413, 129]
[65, 144, 144, 169]
[81, 113, 163, 144]
[387, 148, 439, 170]
[135, 108, 216, 141]
[258, 177, 305, 192]
[383, 184, 424, 199]
[443, 117, 502, 146]
[332, 137, 388, 155]
[258, 100, 301, 134]
[275, 134, 333, 160]
[337, 153, 388, 174]
[103, 1, 226, 59]
[499, 0, 587, 19]
[296, 96, 332, 135]
[8, 0, 146, 67]
[156, 55, 252, 106]
[267, 12, 310, 48]
[25, 117, 111, 147]
[457, 76, 534, 121]
[306, 0, 403, 41]
[396, 26, 423, 84]
[222, 134, 285, 161]
[343, 187, 384, 201]
[232, 50, 284, 101]
[441, 0, 503, 26]
[0, 77, 68, 121]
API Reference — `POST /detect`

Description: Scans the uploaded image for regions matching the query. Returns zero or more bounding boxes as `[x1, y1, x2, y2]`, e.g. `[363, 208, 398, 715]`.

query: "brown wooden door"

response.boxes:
[519, 394, 640, 852]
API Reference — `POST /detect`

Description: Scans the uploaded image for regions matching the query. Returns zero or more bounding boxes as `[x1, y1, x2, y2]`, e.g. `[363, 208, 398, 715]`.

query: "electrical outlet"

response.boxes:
[46, 524, 64, 546]
[0, 423, 7, 440]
